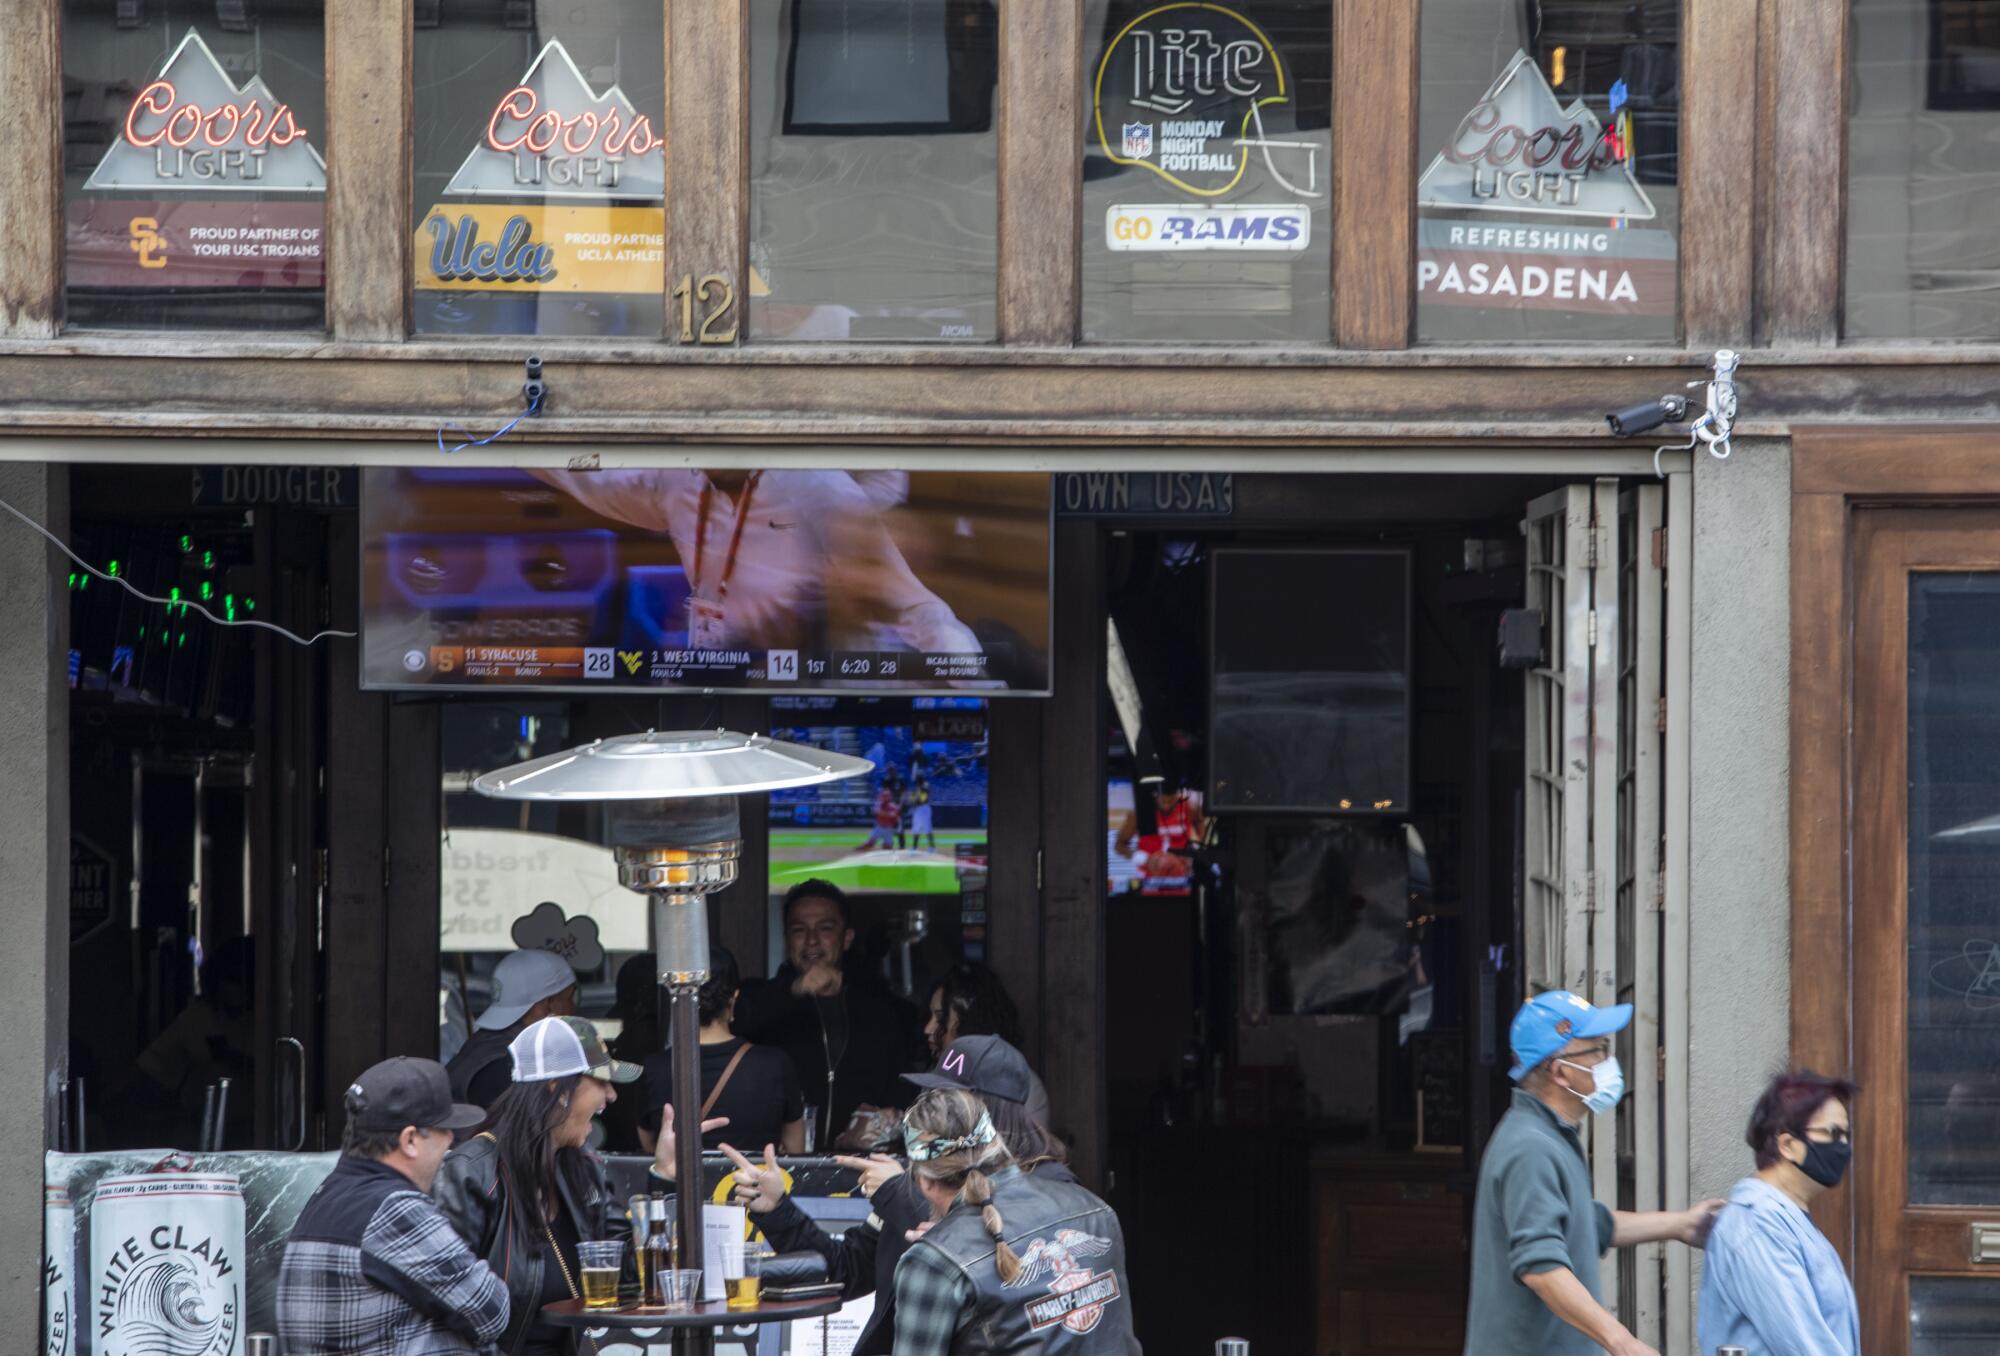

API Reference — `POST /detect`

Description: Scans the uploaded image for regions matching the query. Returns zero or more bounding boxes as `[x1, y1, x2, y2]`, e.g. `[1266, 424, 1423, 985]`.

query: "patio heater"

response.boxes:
[474, 730, 871, 1313]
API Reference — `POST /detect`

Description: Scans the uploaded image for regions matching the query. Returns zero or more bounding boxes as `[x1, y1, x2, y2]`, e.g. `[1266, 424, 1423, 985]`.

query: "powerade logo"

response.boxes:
[1105, 203, 1309, 252]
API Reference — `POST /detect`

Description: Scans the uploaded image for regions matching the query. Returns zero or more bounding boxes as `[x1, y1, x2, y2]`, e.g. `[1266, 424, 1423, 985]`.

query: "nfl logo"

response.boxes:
[1122, 122, 1153, 158]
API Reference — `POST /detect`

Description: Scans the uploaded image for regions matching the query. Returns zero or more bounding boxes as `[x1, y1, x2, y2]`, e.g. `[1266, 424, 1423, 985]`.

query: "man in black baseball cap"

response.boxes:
[280, 1058, 509, 1355]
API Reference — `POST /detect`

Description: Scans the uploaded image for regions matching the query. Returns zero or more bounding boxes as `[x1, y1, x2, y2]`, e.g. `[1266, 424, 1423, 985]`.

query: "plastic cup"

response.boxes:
[659, 1268, 702, 1311]
[726, 1248, 765, 1310]
[575, 1239, 625, 1309]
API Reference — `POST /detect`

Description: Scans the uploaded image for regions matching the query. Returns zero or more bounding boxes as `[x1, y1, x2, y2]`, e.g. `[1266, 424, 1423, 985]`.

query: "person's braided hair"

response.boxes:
[904, 1087, 1023, 1284]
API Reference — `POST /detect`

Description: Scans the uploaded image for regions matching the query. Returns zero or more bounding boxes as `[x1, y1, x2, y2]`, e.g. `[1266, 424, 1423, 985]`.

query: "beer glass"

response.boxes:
[576, 1239, 625, 1309]
[725, 1247, 765, 1310]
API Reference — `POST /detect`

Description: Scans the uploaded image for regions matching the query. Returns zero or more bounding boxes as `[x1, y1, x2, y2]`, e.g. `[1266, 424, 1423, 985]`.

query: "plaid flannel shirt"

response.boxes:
[891, 1237, 975, 1356]
[279, 1155, 509, 1356]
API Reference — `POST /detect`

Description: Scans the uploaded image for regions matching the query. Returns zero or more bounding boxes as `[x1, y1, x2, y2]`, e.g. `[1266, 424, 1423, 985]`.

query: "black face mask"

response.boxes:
[1793, 1137, 1852, 1188]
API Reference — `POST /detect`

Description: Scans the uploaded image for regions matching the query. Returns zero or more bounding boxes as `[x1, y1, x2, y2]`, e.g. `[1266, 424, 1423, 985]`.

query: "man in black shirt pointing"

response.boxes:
[732, 879, 923, 1147]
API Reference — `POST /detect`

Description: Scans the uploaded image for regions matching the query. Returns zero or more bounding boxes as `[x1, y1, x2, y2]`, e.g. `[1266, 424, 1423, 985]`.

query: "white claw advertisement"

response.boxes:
[89, 1173, 245, 1356]
[45, 1181, 75, 1356]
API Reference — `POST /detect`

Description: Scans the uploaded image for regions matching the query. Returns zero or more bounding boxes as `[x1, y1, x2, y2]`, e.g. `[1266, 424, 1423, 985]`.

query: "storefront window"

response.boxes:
[62, 1, 327, 330]
[1417, 2, 1680, 343]
[1847, 0, 2000, 338]
[439, 704, 646, 1065]
[1080, 0, 1332, 343]
[748, 1, 999, 342]
[412, 3, 664, 338]
[766, 697, 990, 980]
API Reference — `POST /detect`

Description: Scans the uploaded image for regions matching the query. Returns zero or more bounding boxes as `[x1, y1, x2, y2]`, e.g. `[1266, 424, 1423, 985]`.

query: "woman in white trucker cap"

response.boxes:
[434, 1015, 716, 1356]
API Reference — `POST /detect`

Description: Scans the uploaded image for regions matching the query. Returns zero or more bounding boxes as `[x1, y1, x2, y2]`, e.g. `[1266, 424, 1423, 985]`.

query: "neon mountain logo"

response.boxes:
[445, 41, 664, 201]
[1418, 50, 1655, 221]
[84, 30, 324, 194]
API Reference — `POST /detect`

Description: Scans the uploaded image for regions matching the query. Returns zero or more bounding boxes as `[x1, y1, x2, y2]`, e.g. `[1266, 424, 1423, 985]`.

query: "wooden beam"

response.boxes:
[11, 350, 2000, 441]
[1040, 518, 1105, 1187]
[323, 514, 391, 1116]
[1680, 0, 1757, 345]
[1332, 0, 1415, 348]
[666, 0, 749, 344]
[1791, 423, 2000, 495]
[384, 702, 442, 1058]
[0, 0, 63, 337]
[326, 0, 410, 340]
[1788, 439, 1849, 1256]
[998, 0, 1081, 345]
[711, 695, 771, 976]
[985, 699, 1044, 1065]
[1765, 0, 1845, 343]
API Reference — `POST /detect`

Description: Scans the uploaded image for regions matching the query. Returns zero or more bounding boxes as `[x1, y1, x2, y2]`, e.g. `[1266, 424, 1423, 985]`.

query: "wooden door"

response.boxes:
[1852, 508, 2000, 1355]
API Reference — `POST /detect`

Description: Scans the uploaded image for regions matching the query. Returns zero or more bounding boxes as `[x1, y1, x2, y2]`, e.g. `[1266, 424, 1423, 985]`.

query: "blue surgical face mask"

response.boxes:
[1557, 1054, 1625, 1117]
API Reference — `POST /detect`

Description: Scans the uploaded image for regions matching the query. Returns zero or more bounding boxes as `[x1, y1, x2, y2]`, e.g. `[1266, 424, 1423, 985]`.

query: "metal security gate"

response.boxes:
[1521, 478, 1677, 1348]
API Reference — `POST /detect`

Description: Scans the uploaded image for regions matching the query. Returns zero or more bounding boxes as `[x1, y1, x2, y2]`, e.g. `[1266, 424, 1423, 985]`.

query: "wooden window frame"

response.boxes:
[0, 0, 1921, 374]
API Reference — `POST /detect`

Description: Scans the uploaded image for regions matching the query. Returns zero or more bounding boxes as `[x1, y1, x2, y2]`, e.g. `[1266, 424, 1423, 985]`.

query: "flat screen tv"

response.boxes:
[359, 468, 1051, 694]
[1208, 547, 1411, 813]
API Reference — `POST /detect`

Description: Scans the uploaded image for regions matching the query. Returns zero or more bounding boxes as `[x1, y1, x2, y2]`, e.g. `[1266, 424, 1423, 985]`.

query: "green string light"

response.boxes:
[179, 535, 192, 553]
[199, 581, 213, 601]
[107, 560, 120, 577]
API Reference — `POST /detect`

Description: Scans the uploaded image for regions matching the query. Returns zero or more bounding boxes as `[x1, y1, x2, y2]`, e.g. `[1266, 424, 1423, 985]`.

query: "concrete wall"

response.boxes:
[1683, 437, 1793, 1340]
[0, 463, 68, 1345]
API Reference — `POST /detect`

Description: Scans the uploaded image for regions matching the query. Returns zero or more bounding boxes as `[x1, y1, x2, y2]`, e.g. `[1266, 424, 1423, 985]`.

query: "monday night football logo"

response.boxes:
[1094, 2, 1319, 253]
[85, 30, 324, 193]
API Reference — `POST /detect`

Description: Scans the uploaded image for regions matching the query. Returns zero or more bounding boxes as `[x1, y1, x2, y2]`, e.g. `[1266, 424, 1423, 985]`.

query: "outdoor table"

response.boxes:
[540, 1295, 847, 1329]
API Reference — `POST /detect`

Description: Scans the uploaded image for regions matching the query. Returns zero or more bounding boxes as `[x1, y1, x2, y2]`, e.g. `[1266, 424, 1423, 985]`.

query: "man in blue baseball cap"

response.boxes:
[1464, 991, 1724, 1356]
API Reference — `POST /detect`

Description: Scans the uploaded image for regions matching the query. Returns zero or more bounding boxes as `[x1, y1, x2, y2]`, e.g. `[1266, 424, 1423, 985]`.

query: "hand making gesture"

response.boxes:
[833, 1152, 905, 1202]
[721, 1142, 787, 1215]
[652, 1103, 731, 1181]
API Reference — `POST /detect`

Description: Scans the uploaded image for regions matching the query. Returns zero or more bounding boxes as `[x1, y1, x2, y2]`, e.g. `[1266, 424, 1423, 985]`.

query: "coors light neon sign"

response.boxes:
[445, 42, 664, 200]
[84, 31, 325, 193]
[1417, 51, 1655, 221]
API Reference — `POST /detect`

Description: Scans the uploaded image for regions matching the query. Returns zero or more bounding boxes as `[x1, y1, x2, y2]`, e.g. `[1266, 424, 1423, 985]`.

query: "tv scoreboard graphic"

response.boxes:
[408, 646, 995, 687]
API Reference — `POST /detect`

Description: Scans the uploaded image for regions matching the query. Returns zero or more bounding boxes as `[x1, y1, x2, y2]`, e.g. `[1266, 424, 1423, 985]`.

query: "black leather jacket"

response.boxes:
[757, 1161, 1077, 1355]
[434, 1133, 625, 1356]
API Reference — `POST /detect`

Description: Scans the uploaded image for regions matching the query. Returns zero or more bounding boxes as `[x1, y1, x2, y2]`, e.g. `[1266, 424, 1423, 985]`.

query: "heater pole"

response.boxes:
[670, 980, 711, 1355]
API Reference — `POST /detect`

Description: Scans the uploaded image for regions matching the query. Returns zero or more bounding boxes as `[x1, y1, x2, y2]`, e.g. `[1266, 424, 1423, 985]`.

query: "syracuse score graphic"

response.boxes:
[1094, 2, 1321, 253]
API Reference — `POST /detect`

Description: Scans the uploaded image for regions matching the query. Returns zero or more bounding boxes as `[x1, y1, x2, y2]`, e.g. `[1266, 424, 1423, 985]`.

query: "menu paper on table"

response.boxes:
[789, 1294, 872, 1356]
[702, 1203, 745, 1303]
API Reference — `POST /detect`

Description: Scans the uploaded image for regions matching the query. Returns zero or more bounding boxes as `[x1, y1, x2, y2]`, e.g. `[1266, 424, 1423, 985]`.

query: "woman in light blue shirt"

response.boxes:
[1698, 1069, 1861, 1356]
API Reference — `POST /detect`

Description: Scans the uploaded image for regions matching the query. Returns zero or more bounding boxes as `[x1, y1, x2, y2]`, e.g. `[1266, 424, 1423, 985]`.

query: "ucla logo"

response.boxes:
[425, 213, 558, 284]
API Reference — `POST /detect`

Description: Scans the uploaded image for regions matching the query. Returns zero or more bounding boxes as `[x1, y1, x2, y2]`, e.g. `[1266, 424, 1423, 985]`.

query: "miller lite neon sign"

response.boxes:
[445, 42, 664, 201]
[84, 31, 325, 193]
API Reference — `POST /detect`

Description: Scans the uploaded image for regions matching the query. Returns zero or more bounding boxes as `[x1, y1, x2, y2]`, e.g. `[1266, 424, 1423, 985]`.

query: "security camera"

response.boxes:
[1606, 394, 1689, 438]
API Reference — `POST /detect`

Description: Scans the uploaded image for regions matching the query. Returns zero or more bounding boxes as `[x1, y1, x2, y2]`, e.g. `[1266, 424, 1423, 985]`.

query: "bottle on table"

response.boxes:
[641, 1195, 673, 1307]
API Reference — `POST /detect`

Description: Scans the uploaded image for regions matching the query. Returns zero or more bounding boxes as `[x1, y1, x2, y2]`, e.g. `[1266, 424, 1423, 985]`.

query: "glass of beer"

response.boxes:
[725, 1248, 765, 1310]
[575, 1240, 625, 1309]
